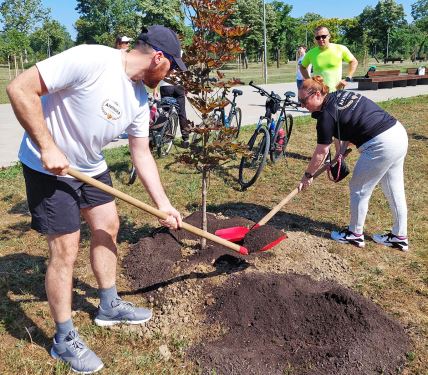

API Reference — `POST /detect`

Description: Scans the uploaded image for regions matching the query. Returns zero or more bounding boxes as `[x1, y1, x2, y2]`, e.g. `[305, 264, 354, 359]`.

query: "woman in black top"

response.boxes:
[298, 76, 409, 251]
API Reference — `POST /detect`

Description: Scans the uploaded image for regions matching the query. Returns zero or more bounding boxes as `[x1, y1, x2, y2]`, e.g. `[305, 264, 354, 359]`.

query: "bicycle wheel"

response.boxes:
[229, 107, 242, 138]
[270, 113, 293, 163]
[157, 111, 178, 157]
[238, 126, 270, 189]
[128, 164, 137, 185]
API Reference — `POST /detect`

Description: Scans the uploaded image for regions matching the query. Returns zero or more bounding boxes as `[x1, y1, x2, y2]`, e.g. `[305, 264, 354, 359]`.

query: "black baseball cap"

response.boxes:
[138, 25, 187, 71]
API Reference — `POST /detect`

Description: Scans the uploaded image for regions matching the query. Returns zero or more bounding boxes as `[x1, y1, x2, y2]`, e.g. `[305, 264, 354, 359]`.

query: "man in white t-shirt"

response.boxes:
[7, 25, 186, 374]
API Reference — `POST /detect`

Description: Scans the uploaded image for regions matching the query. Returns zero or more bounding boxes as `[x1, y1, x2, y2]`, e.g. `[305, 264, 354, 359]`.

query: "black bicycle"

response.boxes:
[128, 96, 179, 185]
[238, 81, 299, 189]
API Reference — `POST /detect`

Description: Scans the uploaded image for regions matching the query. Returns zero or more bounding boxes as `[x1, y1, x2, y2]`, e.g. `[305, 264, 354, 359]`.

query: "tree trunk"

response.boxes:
[201, 167, 207, 250]
[14, 55, 18, 77]
[276, 48, 280, 68]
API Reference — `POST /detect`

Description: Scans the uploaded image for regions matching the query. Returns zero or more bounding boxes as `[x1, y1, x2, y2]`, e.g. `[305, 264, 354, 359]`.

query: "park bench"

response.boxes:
[353, 69, 428, 90]
[384, 57, 404, 64]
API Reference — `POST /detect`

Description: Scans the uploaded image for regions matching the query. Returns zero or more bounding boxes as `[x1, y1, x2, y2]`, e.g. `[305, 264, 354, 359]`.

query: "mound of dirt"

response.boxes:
[189, 273, 409, 375]
[123, 211, 410, 374]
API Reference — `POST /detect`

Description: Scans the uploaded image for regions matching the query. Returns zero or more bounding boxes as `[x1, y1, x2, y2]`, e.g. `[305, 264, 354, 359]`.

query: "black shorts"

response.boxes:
[22, 164, 115, 235]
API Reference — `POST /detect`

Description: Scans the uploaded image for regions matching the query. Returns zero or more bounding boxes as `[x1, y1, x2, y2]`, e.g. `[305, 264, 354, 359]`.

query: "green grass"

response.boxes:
[0, 95, 427, 374]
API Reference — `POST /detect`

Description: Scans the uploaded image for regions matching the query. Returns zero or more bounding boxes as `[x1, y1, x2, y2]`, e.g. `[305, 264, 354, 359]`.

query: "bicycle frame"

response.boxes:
[215, 90, 240, 127]
[249, 81, 299, 148]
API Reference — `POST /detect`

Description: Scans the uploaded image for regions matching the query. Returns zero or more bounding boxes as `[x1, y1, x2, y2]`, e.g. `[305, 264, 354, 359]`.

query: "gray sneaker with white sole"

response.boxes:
[95, 298, 152, 327]
[51, 330, 104, 374]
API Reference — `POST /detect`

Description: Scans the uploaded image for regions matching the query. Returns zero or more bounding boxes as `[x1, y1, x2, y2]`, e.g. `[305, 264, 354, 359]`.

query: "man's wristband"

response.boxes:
[345, 76, 352, 82]
[304, 172, 313, 179]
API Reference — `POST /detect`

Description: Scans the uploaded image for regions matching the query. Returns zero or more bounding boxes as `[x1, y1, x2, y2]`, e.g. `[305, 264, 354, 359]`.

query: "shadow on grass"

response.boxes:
[0, 220, 32, 240]
[163, 158, 243, 191]
[205, 202, 340, 238]
[286, 152, 312, 161]
[0, 253, 97, 351]
[409, 132, 428, 141]
[7, 200, 30, 215]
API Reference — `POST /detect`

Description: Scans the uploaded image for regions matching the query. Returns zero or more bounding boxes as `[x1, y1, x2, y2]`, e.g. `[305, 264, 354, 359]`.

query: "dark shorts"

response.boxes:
[22, 164, 114, 235]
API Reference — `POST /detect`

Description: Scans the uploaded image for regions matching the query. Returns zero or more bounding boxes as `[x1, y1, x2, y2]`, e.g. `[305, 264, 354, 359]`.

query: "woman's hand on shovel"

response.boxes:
[298, 172, 314, 192]
[158, 203, 182, 230]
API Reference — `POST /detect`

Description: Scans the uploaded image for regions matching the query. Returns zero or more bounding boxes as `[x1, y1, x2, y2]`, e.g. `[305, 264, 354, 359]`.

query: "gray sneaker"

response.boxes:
[94, 298, 152, 327]
[50, 330, 104, 374]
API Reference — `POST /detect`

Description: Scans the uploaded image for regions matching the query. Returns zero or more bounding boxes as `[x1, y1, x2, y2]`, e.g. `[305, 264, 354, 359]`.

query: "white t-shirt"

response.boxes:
[19, 44, 149, 176]
[296, 55, 305, 80]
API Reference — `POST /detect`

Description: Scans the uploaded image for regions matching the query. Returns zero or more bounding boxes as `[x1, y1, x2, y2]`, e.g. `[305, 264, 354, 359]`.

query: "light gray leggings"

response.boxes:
[348, 122, 408, 236]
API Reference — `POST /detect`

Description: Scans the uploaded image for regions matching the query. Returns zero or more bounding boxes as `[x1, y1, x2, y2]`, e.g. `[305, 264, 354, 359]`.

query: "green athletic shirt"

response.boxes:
[301, 43, 355, 92]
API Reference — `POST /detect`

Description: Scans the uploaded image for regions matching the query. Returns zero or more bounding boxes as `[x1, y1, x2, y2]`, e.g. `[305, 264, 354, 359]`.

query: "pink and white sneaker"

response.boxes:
[372, 232, 409, 252]
[331, 227, 365, 248]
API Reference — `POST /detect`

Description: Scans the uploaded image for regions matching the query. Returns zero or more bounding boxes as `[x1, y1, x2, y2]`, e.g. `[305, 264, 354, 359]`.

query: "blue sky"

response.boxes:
[42, 0, 416, 41]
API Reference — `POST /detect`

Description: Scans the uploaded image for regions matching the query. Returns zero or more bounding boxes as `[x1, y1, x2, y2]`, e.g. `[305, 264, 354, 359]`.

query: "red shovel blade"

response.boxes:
[259, 233, 288, 252]
[215, 226, 250, 242]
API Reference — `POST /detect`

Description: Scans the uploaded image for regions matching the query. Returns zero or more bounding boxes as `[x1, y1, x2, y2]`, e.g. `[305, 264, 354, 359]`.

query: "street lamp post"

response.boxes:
[47, 35, 51, 58]
[262, 0, 268, 84]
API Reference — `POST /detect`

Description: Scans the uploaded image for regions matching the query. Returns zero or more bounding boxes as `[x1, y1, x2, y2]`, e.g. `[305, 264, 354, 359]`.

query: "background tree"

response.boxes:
[231, 0, 277, 61]
[30, 20, 74, 60]
[0, 0, 50, 63]
[270, 1, 296, 65]
[136, 0, 186, 34]
[357, 0, 407, 58]
[0, 0, 50, 34]
[411, 0, 428, 58]
[75, 0, 138, 45]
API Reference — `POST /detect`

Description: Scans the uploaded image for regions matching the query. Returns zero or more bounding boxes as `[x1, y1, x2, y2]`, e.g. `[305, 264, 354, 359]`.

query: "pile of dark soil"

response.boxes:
[123, 212, 276, 289]
[189, 273, 410, 375]
[123, 211, 410, 375]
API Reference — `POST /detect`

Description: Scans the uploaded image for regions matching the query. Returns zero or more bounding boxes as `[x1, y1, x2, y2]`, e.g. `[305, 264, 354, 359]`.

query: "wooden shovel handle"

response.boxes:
[257, 148, 352, 227]
[67, 168, 248, 255]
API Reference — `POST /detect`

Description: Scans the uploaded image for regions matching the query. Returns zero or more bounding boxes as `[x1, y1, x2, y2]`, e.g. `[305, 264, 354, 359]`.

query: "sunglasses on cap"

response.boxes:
[298, 91, 316, 105]
[315, 34, 329, 41]
[151, 46, 179, 71]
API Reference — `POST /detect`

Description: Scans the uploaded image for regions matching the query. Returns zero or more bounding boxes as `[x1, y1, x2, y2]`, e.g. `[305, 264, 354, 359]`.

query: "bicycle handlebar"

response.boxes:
[249, 81, 298, 107]
[249, 80, 271, 98]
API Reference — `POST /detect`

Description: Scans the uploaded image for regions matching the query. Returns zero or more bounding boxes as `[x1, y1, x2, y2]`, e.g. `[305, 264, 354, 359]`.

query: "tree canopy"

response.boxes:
[1, 0, 427, 65]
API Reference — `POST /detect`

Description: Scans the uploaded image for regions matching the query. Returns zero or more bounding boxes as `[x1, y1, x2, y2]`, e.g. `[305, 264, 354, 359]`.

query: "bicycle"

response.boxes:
[214, 88, 243, 138]
[190, 87, 243, 145]
[128, 96, 179, 185]
[238, 81, 299, 189]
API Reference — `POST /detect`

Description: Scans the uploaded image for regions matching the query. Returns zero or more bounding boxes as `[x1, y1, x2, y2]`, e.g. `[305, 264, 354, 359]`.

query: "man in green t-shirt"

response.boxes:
[300, 26, 358, 92]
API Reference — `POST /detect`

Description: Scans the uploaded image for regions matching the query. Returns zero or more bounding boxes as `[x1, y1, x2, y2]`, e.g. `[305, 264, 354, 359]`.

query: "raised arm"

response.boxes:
[299, 64, 311, 80]
[6, 66, 69, 175]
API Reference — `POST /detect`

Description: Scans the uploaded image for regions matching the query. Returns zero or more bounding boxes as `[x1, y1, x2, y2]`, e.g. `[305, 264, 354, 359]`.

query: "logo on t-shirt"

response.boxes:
[337, 92, 360, 111]
[101, 99, 122, 120]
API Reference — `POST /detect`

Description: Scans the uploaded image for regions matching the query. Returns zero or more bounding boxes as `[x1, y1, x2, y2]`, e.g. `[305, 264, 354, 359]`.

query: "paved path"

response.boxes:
[1, 82, 427, 168]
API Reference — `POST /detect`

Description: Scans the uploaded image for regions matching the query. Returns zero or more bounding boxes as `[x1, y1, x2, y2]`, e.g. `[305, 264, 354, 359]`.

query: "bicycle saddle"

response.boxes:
[232, 89, 243, 96]
[284, 91, 296, 98]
